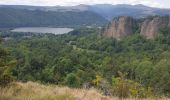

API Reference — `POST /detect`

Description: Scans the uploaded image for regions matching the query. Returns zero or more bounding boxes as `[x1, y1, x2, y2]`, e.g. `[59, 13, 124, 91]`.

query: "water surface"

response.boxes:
[11, 27, 74, 34]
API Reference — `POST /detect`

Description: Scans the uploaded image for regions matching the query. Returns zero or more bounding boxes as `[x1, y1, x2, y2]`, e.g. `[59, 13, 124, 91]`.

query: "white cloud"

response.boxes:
[0, 0, 169, 8]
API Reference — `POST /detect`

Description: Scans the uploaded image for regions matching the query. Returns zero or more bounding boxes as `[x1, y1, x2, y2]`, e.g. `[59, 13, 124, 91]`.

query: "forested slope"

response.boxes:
[0, 27, 170, 98]
[0, 8, 107, 28]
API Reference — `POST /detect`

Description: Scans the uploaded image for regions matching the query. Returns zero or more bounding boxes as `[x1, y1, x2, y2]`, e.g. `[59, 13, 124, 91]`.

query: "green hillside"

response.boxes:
[0, 8, 107, 28]
[0, 27, 170, 98]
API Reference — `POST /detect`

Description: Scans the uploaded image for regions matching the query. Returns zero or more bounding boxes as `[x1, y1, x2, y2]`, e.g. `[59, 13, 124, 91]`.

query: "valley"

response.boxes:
[0, 3, 170, 100]
[1, 26, 170, 99]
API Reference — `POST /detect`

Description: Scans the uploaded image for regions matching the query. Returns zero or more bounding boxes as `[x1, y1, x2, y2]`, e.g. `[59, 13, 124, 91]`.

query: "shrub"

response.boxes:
[111, 72, 153, 98]
[64, 73, 80, 88]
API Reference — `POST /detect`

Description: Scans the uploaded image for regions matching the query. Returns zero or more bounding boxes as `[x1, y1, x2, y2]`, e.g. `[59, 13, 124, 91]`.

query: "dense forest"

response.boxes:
[0, 27, 170, 98]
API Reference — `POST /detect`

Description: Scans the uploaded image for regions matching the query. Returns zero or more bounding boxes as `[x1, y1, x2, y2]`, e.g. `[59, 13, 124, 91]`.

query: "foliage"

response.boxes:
[64, 73, 80, 88]
[1, 27, 170, 97]
[112, 72, 153, 98]
[0, 41, 16, 87]
[92, 75, 103, 87]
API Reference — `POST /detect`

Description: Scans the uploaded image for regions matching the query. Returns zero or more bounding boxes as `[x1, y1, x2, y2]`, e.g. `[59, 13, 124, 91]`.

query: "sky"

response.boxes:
[0, 0, 170, 8]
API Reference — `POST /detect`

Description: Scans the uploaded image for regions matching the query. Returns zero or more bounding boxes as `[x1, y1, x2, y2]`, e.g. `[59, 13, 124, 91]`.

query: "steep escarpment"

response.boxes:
[140, 16, 170, 39]
[103, 16, 170, 39]
[102, 16, 137, 39]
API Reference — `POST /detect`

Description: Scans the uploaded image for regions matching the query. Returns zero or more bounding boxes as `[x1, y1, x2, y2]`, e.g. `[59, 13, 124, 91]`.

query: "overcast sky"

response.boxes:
[0, 0, 170, 8]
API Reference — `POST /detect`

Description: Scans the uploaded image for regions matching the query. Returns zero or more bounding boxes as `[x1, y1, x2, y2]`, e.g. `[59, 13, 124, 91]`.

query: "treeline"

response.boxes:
[0, 27, 170, 98]
[0, 8, 107, 28]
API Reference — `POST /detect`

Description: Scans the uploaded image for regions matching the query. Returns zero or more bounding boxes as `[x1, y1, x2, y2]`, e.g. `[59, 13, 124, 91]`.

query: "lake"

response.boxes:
[11, 27, 74, 34]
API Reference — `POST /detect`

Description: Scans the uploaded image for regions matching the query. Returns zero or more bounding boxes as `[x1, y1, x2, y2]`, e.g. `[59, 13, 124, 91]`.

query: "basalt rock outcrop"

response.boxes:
[103, 16, 170, 39]
[102, 16, 137, 39]
[140, 16, 170, 39]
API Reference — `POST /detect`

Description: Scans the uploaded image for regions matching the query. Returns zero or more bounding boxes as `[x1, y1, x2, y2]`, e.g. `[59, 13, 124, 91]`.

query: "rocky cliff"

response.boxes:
[103, 16, 170, 39]
[140, 16, 170, 39]
[102, 16, 136, 39]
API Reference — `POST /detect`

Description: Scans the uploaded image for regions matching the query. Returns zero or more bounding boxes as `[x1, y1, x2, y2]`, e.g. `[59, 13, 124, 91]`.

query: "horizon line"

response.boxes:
[0, 3, 170, 9]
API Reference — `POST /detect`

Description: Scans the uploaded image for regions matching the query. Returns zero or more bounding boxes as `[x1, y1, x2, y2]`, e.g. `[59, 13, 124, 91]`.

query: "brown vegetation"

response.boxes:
[0, 82, 169, 100]
[0, 82, 113, 100]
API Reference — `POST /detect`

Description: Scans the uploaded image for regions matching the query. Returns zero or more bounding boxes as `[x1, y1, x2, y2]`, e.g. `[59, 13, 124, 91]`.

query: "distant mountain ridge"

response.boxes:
[1, 4, 170, 21]
[0, 7, 107, 28]
[0, 4, 170, 28]
[88, 4, 170, 20]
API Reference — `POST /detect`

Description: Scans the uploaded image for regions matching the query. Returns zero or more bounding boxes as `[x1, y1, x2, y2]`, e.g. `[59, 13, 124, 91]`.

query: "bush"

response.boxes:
[64, 73, 80, 88]
[92, 75, 112, 96]
[111, 72, 153, 98]
[0, 74, 13, 87]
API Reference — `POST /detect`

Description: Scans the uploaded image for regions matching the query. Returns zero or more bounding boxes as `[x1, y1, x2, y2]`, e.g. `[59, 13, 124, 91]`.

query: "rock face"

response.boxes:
[140, 16, 170, 39]
[103, 16, 136, 39]
[103, 16, 170, 39]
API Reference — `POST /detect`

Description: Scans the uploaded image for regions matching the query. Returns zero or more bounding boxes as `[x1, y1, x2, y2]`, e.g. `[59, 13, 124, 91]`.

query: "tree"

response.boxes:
[112, 72, 153, 98]
[160, 26, 170, 35]
[135, 60, 153, 85]
[0, 40, 16, 87]
[64, 73, 80, 88]
[151, 59, 170, 96]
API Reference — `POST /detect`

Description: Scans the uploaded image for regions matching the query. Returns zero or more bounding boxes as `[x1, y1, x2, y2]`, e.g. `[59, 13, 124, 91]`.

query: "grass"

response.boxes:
[0, 82, 113, 100]
[0, 82, 169, 100]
